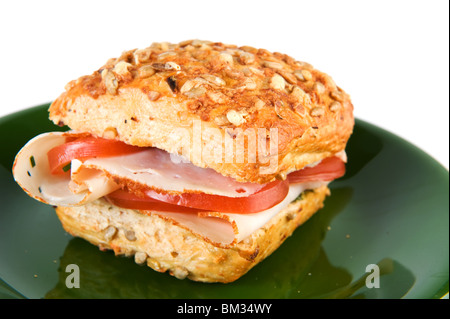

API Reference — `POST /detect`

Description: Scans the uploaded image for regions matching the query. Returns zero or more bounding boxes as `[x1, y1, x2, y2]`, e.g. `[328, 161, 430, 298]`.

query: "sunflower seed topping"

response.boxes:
[200, 74, 226, 86]
[263, 60, 283, 70]
[226, 109, 246, 126]
[147, 91, 161, 101]
[238, 51, 255, 65]
[310, 107, 325, 117]
[294, 70, 305, 81]
[158, 51, 177, 59]
[134, 252, 147, 264]
[300, 70, 313, 81]
[113, 61, 132, 76]
[278, 70, 297, 85]
[166, 61, 181, 71]
[102, 127, 118, 139]
[184, 86, 207, 98]
[171, 266, 189, 280]
[330, 90, 344, 102]
[329, 101, 341, 112]
[219, 52, 234, 64]
[138, 65, 156, 78]
[104, 226, 117, 242]
[125, 229, 137, 241]
[101, 69, 118, 95]
[152, 62, 180, 71]
[313, 82, 326, 94]
[291, 86, 310, 103]
[134, 48, 153, 64]
[270, 74, 286, 90]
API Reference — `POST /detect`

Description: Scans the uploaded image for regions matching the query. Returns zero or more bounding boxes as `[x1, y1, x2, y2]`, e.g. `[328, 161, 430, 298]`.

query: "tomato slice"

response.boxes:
[106, 189, 207, 213]
[107, 179, 290, 214]
[288, 156, 346, 183]
[47, 136, 143, 174]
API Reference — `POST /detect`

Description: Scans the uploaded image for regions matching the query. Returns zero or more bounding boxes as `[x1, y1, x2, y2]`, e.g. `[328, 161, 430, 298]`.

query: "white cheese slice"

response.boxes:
[153, 181, 327, 246]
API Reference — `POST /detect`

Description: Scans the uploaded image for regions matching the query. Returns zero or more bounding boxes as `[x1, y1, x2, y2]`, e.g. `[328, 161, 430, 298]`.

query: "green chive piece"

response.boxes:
[30, 156, 36, 167]
[62, 163, 71, 172]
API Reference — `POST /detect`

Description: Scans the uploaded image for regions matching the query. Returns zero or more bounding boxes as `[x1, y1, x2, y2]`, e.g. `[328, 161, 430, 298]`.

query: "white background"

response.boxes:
[0, 0, 448, 170]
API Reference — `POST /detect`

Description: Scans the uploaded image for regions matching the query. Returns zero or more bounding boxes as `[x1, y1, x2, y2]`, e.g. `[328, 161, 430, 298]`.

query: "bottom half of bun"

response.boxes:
[54, 185, 330, 283]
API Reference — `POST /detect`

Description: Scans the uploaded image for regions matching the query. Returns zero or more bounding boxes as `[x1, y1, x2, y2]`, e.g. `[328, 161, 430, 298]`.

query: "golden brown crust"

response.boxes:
[49, 40, 354, 183]
[54, 185, 330, 283]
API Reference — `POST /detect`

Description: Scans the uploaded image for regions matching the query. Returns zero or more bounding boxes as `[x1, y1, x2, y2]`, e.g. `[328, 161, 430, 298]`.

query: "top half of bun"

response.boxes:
[49, 40, 354, 184]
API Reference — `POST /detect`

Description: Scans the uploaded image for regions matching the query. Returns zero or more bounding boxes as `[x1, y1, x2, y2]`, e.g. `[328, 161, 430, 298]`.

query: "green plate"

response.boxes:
[0, 104, 448, 299]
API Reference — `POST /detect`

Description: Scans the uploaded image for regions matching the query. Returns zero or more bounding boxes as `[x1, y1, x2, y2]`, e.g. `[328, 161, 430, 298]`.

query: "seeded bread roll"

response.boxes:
[49, 40, 354, 184]
[55, 185, 330, 283]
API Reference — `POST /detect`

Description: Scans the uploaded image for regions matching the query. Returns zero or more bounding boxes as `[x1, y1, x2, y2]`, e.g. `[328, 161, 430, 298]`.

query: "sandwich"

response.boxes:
[12, 40, 354, 283]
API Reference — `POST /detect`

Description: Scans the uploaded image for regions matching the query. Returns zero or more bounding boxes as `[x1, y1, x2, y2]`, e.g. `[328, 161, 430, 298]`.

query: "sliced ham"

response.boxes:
[13, 131, 330, 247]
[81, 148, 264, 197]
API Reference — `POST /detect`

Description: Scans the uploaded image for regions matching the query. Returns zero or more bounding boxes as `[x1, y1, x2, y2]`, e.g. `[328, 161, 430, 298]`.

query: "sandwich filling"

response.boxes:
[13, 131, 346, 246]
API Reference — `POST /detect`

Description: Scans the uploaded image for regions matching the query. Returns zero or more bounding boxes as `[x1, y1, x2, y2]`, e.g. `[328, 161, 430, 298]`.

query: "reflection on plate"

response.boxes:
[0, 104, 448, 299]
